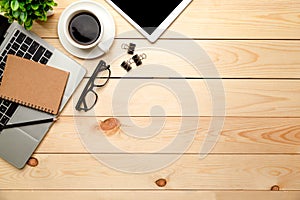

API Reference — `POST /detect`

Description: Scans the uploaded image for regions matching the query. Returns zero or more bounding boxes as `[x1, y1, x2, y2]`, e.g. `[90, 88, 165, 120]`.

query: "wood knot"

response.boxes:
[155, 178, 167, 187]
[27, 157, 39, 167]
[99, 118, 121, 136]
[271, 185, 280, 191]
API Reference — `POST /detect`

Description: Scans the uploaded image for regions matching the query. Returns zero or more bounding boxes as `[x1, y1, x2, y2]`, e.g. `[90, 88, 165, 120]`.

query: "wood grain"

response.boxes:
[0, 154, 300, 190]
[44, 39, 300, 79]
[1, 191, 300, 200]
[62, 79, 300, 117]
[2, 0, 299, 198]
[31, 0, 300, 39]
[37, 117, 300, 154]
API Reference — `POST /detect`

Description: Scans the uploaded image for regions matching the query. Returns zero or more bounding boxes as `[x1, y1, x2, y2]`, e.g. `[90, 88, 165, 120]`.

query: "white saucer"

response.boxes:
[58, 0, 115, 59]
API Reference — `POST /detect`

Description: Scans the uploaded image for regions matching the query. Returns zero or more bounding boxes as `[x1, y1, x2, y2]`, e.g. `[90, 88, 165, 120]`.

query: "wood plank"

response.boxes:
[37, 117, 300, 154]
[1, 191, 300, 200]
[44, 39, 300, 79]
[3, 0, 298, 195]
[0, 154, 299, 190]
[31, 0, 300, 39]
[62, 79, 300, 117]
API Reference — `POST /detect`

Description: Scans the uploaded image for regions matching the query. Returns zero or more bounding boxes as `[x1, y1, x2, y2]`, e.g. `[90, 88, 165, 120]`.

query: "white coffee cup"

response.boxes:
[64, 8, 109, 53]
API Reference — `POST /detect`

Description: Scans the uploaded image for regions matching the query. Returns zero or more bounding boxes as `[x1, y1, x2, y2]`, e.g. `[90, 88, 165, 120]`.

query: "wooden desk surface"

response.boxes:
[1, 0, 300, 199]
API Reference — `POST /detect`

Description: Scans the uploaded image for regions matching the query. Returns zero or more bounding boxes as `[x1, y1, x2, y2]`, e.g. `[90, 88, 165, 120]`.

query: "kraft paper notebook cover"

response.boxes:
[0, 55, 69, 115]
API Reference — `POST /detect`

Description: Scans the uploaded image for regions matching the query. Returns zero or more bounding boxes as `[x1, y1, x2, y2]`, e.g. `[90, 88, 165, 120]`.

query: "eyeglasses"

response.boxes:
[75, 60, 111, 112]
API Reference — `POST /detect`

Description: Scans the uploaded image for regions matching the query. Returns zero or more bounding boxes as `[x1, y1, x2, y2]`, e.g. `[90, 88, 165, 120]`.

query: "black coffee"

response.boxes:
[68, 12, 101, 45]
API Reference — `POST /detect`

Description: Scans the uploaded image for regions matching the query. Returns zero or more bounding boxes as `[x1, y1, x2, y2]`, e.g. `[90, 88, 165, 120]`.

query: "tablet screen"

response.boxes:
[110, 0, 183, 35]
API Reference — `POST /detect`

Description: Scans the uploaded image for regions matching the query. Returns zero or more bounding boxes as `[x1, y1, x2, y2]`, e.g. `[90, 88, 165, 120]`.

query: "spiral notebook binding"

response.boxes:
[0, 95, 55, 114]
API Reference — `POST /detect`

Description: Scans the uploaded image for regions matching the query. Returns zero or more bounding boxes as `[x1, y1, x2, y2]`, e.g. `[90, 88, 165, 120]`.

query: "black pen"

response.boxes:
[2, 118, 58, 130]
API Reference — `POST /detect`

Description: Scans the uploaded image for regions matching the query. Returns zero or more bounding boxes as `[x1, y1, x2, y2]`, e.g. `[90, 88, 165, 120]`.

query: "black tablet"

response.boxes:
[106, 0, 192, 42]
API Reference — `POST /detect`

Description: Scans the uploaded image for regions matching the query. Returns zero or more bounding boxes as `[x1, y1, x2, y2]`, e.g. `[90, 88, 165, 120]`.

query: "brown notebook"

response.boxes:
[0, 55, 69, 115]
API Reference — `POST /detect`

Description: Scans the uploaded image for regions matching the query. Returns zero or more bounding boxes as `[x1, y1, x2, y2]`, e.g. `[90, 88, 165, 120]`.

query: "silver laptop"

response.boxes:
[0, 15, 86, 168]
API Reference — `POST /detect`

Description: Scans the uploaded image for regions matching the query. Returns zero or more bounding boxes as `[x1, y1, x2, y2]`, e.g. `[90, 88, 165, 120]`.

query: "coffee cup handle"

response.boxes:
[97, 41, 109, 53]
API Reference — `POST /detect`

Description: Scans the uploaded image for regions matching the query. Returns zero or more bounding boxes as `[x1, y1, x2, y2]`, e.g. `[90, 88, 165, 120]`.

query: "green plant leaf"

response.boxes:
[34, 10, 42, 16]
[31, 4, 39, 10]
[12, 10, 20, 18]
[19, 2, 25, 11]
[20, 12, 27, 22]
[46, 1, 55, 6]
[38, 12, 47, 21]
[0, 3, 5, 10]
[2, 0, 56, 30]
[10, 0, 19, 11]
[5, 1, 10, 9]
[8, 18, 14, 23]
[24, 24, 32, 30]
[24, 18, 32, 26]
[24, 18, 33, 30]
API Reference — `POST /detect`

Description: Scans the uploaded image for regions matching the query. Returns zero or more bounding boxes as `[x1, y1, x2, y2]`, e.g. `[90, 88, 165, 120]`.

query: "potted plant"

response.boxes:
[0, 0, 57, 30]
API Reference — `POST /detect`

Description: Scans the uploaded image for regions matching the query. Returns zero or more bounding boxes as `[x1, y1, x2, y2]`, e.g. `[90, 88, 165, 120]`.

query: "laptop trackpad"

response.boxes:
[9, 106, 54, 141]
[0, 128, 39, 169]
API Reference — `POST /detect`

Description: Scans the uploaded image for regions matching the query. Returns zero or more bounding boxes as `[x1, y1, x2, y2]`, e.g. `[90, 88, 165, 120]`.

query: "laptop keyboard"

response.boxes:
[0, 29, 53, 130]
